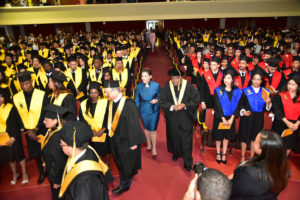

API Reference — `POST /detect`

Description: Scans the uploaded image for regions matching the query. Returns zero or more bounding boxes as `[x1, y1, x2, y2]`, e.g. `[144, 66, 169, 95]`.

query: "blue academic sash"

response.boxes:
[216, 86, 243, 117]
[243, 86, 266, 112]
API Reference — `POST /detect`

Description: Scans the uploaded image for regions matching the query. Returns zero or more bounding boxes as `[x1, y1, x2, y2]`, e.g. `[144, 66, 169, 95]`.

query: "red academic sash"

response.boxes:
[230, 57, 240, 72]
[283, 69, 292, 79]
[265, 71, 282, 90]
[234, 72, 250, 89]
[248, 62, 255, 71]
[192, 59, 201, 70]
[258, 61, 268, 72]
[279, 92, 300, 121]
[186, 53, 196, 60]
[203, 70, 222, 95]
[281, 54, 293, 69]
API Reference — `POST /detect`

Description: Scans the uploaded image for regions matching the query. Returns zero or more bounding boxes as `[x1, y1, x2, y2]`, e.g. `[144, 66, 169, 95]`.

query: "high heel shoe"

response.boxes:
[221, 153, 227, 165]
[216, 153, 221, 164]
[22, 173, 29, 185]
[152, 154, 157, 159]
[10, 173, 20, 185]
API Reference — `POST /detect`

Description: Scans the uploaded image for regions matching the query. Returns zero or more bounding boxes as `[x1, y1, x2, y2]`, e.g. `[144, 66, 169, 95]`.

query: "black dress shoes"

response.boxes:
[184, 165, 193, 172]
[112, 186, 129, 195]
[37, 173, 45, 185]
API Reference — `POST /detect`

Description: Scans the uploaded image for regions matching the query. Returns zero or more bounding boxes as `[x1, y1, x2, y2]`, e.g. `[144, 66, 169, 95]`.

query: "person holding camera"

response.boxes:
[230, 130, 290, 200]
[183, 163, 232, 200]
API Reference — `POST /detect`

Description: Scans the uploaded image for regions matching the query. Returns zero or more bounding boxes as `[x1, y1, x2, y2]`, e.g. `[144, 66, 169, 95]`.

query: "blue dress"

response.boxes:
[135, 81, 161, 131]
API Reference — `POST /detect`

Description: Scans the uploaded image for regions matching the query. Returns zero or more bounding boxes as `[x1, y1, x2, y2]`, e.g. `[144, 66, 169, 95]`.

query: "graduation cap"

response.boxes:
[240, 55, 249, 63]
[287, 71, 300, 85]
[264, 49, 273, 56]
[266, 58, 281, 68]
[293, 56, 300, 62]
[16, 70, 33, 82]
[251, 66, 268, 79]
[42, 59, 52, 67]
[67, 56, 77, 63]
[103, 80, 120, 88]
[235, 46, 243, 52]
[89, 81, 101, 91]
[221, 55, 228, 61]
[44, 104, 69, 120]
[5, 53, 13, 58]
[203, 58, 211, 64]
[107, 50, 113, 54]
[16, 63, 27, 72]
[50, 70, 68, 84]
[93, 54, 103, 62]
[54, 62, 66, 71]
[167, 68, 185, 77]
[211, 56, 220, 64]
[60, 121, 93, 148]
[115, 57, 123, 62]
[223, 67, 238, 78]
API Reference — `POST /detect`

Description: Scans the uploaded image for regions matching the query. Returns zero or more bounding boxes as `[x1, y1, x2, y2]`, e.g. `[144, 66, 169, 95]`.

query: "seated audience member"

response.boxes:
[230, 130, 289, 200]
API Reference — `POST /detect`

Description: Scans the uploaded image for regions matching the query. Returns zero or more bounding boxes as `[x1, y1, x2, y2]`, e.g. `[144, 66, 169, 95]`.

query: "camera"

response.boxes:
[193, 162, 207, 175]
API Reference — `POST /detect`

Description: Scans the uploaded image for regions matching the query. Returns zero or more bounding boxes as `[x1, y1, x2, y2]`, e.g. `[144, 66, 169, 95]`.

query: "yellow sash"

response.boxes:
[108, 96, 126, 137]
[131, 47, 141, 59]
[81, 98, 108, 142]
[0, 103, 13, 132]
[112, 68, 128, 89]
[28, 66, 48, 88]
[38, 48, 49, 59]
[65, 68, 83, 89]
[51, 93, 70, 106]
[41, 128, 61, 150]
[88, 68, 102, 83]
[169, 79, 187, 105]
[59, 146, 108, 198]
[13, 89, 45, 129]
[3, 63, 16, 77]
[123, 57, 133, 70]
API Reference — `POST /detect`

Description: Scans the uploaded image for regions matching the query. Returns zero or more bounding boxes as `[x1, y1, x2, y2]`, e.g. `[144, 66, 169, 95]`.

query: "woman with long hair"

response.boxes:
[238, 67, 272, 162]
[213, 68, 243, 164]
[231, 130, 290, 199]
[0, 88, 28, 185]
[79, 82, 111, 166]
[135, 68, 160, 159]
[48, 70, 77, 121]
[272, 72, 300, 156]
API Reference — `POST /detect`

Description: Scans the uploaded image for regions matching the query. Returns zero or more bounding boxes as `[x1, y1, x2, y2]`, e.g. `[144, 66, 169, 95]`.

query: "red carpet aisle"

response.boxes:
[0, 47, 300, 200]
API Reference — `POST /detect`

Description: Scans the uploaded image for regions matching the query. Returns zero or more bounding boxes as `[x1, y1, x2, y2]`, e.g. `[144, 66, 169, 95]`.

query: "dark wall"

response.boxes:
[164, 18, 220, 30]
[24, 24, 56, 36]
[91, 21, 146, 33]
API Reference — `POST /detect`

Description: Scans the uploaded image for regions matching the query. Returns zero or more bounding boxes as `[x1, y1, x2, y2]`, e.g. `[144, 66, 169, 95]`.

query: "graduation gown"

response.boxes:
[50, 93, 77, 121]
[158, 80, 199, 167]
[62, 148, 110, 200]
[231, 161, 277, 200]
[13, 89, 49, 158]
[265, 71, 285, 91]
[239, 86, 268, 144]
[109, 98, 146, 182]
[0, 105, 25, 165]
[272, 92, 300, 149]
[41, 129, 68, 185]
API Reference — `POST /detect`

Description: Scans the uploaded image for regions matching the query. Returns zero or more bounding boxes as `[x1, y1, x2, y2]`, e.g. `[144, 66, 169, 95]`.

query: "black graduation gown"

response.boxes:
[271, 94, 300, 150]
[238, 91, 267, 144]
[212, 89, 241, 141]
[0, 106, 25, 165]
[41, 129, 68, 184]
[79, 102, 111, 157]
[51, 94, 77, 121]
[15, 90, 49, 158]
[109, 98, 146, 182]
[231, 161, 278, 200]
[158, 81, 200, 167]
[63, 148, 110, 200]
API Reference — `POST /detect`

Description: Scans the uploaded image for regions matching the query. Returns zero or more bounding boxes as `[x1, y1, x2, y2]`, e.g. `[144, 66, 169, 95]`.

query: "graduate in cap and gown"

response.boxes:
[0, 88, 28, 185]
[238, 67, 272, 162]
[264, 58, 286, 93]
[234, 55, 251, 89]
[49, 70, 77, 121]
[12, 70, 49, 184]
[59, 121, 112, 200]
[213, 68, 243, 164]
[41, 104, 69, 200]
[103, 80, 146, 195]
[158, 68, 199, 171]
[79, 82, 111, 164]
[272, 72, 300, 156]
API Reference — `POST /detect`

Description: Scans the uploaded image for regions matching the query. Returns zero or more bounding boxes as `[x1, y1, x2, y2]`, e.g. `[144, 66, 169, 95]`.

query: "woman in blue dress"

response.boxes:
[135, 68, 161, 159]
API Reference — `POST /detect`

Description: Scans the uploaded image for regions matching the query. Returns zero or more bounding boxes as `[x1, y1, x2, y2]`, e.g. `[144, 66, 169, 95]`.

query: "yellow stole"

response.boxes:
[3, 63, 16, 77]
[88, 68, 102, 83]
[51, 93, 70, 106]
[38, 48, 49, 59]
[108, 96, 126, 137]
[59, 146, 108, 198]
[28, 66, 48, 88]
[122, 57, 133, 70]
[13, 89, 45, 130]
[0, 103, 13, 132]
[65, 68, 83, 89]
[41, 128, 61, 150]
[131, 47, 140, 59]
[81, 98, 108, 142]
[169, 79, 187, 105]
[112, 68, 128, 89]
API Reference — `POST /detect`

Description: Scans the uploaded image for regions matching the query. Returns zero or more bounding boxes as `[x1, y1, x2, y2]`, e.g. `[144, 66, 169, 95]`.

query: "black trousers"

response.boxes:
[50, 181, 60, 200]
